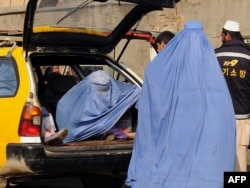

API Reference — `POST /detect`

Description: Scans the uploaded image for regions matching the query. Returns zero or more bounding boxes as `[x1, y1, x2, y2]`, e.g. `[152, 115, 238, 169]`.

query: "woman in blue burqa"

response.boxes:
[56, 70, 140, 143]
[126, 20, 236, 188]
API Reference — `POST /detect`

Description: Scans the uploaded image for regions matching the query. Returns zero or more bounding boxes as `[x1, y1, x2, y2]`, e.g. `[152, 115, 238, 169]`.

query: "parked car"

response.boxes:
[0, 0, 177, 187]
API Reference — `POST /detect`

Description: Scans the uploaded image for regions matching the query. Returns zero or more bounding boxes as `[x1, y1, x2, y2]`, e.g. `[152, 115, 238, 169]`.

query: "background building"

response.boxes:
[0, 0, 249, 78]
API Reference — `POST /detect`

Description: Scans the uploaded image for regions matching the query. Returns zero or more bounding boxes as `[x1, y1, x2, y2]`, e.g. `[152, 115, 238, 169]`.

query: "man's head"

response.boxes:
[155, 31, 175, 53]
[221, 20, 243, 43]
[52, 66, 60, 73]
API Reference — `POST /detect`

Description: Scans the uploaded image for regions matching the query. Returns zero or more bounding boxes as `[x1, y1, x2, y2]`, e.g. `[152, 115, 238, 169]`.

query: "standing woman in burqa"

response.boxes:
[126, 20, 236, 188]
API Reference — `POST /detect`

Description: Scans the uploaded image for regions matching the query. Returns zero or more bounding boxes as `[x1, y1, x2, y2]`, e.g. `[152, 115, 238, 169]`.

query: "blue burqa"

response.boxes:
[126, 21, 236, 188]
[56, 70, 140, 143]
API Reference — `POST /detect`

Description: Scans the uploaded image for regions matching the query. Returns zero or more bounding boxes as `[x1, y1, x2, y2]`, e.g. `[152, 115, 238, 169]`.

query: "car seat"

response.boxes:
[42, 74, 77, 123]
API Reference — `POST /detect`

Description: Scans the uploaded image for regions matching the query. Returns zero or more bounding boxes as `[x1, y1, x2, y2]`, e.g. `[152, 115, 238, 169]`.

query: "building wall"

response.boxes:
[0, 0, 249, 78]
[176, 0, 250, 48]
[0, 0, 28, 7]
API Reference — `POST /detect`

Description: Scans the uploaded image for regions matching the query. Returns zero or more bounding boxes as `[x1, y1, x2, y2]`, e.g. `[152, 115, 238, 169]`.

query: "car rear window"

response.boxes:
[0, 57, 18, 97]
[33, 0, 136, 37]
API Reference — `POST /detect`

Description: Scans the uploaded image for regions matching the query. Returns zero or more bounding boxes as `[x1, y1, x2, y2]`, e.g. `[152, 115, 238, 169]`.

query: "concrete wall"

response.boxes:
[0, 0, 28, 7]
[176, 0, 250, 48]
[0, 0, 27, 31]
[121, 0, 250, 78]
[0, 0, 249, 78]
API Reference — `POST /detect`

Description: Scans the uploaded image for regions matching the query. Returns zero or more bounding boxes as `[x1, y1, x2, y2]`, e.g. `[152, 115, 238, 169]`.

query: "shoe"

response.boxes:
[44, 128, 68, 146]
[105, 134, 115, 141]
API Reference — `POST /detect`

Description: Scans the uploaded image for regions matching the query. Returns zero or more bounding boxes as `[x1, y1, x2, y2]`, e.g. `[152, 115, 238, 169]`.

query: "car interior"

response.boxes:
[30, 52, 139, 144]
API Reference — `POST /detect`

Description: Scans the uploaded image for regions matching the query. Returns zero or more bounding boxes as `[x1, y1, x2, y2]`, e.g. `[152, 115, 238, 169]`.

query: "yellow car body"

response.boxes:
[0, 45, 41, 172]
[0, 0, 177, 187]
[0, 47, 26, 165]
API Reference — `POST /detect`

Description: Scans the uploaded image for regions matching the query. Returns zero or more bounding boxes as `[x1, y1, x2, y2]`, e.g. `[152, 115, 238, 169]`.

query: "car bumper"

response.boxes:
[3, 143, 133, 178]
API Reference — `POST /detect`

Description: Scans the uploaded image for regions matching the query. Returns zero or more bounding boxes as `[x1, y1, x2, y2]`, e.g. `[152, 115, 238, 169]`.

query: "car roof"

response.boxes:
[23, 0, 177, 54]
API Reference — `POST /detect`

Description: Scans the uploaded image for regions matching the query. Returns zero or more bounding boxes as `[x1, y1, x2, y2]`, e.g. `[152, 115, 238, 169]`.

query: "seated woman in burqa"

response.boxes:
[56, 70, 140, 143]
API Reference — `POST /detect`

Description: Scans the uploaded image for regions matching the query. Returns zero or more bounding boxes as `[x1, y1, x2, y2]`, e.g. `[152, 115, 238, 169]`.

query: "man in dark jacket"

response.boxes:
[215, 20, 250, 171]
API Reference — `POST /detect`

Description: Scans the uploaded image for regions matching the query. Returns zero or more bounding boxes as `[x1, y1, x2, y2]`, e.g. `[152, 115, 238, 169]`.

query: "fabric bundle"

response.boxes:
[56, 70, 140, 143]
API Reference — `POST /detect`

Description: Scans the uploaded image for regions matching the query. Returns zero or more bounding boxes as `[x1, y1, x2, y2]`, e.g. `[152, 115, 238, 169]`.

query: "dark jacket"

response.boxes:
[215, 39, 250, 114]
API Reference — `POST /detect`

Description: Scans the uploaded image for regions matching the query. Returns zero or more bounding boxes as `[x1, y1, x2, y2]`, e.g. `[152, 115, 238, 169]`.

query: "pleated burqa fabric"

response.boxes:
[126, 21, 236, 188]
[56, 70, 140, 143]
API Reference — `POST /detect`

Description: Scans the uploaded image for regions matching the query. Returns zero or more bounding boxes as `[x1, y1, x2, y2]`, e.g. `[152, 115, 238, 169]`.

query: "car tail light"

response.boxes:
[18, 104, 41, 136]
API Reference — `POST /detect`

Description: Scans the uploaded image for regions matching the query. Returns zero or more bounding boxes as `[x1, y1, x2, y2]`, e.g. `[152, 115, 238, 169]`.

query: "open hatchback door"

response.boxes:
[23, 0, 178, 55]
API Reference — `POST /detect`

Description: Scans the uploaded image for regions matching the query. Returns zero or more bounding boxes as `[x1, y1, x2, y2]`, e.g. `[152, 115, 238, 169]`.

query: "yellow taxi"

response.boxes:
[0, 0, 177, 187]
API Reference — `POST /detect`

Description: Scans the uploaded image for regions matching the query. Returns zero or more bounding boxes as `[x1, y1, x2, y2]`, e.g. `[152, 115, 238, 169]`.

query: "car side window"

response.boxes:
[0, 57, 18, 97]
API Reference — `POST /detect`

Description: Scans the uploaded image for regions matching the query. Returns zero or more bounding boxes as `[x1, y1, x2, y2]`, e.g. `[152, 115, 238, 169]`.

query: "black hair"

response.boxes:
[44, 66, 53, 77]
[155, 31, 175, 45]
[222, 28, 244, 41]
